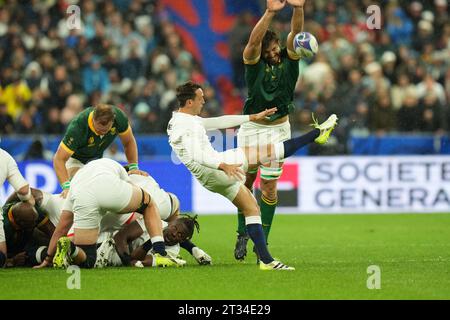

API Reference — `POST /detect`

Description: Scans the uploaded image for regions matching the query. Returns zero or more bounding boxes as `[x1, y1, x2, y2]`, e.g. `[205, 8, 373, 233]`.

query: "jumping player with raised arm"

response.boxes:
[167, 81, 337, 270]
[235, 0, 310, 261]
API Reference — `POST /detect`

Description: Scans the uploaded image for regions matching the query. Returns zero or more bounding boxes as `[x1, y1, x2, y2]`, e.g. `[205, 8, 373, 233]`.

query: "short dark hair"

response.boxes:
[93, 104, 115, 122]
[262, 30, 280, 54]
[178, 214, 200, 240]
[176, 81, 202, 107]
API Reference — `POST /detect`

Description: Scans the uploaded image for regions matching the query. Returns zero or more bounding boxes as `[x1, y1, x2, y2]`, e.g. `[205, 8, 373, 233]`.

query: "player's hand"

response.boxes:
[192, 247, 212, 265]
[250, 107, 278, 121]
[218, 163, 245, 181]
[287, 0, 305, 7]
[60, 189, 69, 199]
[128, 169, 149, 177]
[33, 257, 52, 269]
[267, 0, 287, 12]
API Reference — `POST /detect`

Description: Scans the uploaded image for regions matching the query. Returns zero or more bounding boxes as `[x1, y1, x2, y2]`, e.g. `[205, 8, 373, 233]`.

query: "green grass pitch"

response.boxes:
[1, 213, 449, 300]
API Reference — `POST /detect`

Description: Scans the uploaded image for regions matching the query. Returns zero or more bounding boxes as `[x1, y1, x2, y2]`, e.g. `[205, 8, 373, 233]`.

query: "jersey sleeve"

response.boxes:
[2, 150, 28, 191]
[61, 120, 83, 153]
[201, 115, 250, 130]
[115, 107, 130, 134]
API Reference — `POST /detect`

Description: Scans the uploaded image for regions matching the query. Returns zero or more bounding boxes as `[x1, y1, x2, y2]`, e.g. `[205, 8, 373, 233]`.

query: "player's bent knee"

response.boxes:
[78, 244, 97, 269]
[260, 166, 283, 181]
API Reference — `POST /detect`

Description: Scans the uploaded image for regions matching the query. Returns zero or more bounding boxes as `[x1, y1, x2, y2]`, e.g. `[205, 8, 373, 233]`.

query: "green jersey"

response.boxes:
[61, 106, 130, 164]
[1, 201, 48, 256]
[243, 48, 299, 121]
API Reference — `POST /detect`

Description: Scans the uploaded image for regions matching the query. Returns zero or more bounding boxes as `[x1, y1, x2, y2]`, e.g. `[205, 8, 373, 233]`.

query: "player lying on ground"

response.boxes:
[34, 158, 182, 269]
[95, 214, 210, 268]
[168, 81, 338, 271]
[1, 148, 36, 267]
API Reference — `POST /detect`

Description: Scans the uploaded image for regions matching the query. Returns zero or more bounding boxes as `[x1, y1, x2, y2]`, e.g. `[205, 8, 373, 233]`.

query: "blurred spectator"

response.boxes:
[397, 89, 421, 132]
[23, 139, 53, 161]
[0, 103, 14, 134]
[369, 93, 396, 135]
[82, 56, 110, 96]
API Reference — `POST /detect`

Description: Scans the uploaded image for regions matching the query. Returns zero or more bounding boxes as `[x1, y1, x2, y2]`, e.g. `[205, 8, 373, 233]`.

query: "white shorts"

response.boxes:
[66, 157, 84, 170]
[237, 120, 291, 167]
[66, 174, 133, 230]
[196, 148, 247, 201]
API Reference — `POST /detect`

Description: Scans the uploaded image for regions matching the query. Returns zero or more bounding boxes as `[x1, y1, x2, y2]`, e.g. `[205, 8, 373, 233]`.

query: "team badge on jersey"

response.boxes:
[88, 136, 95, 146]
[110, 127, 116, 135]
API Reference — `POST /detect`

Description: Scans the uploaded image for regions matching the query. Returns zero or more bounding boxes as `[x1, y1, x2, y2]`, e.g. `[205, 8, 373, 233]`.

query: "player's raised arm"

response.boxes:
[243, 0, 286, 64]
[286, 0, 305, 55]
[201, 108, 277, 130]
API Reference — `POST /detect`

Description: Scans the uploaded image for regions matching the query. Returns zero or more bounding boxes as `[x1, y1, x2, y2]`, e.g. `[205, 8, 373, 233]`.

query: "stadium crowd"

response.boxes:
[0, 0, 449, 154]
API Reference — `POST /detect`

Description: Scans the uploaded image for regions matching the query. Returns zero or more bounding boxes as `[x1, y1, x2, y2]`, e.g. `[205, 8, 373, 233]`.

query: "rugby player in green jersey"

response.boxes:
[234, 0, 325, 261]
[53, 104, 139, 198]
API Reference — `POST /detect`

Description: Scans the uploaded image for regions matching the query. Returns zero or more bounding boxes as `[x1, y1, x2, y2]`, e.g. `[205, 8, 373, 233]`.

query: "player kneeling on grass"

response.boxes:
[168, 81, 338, 271]
[34, 158, 183, 269]
[95, 214, 210, 268]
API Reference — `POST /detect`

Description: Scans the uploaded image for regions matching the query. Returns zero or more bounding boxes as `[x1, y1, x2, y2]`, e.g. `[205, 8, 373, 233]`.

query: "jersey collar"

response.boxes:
[88, 111, 101, 136]
[7, 207, 20, 230]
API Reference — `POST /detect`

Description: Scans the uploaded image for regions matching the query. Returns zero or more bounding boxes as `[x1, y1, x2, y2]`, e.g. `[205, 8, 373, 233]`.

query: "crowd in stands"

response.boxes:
[0, 0, 449, 154]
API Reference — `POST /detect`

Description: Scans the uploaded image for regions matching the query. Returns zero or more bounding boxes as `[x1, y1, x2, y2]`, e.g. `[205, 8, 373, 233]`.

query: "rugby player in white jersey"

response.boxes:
[167, 81, 337, 271]
[96, 214, 209, 268]
[0, 148, 35, 267]
[34, 158, 181, 269]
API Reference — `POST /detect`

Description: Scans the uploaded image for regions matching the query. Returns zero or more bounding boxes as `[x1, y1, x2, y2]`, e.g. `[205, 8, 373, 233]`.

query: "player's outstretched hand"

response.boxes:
[250, 107, 278, 121]
[218, 163, 245, 181]
[128, 169, 149, 177]
[267, 0, 287, 12]
[287, 0, 305, 7]
[192, 247, 212, 265]
[33, 257, 52, 269]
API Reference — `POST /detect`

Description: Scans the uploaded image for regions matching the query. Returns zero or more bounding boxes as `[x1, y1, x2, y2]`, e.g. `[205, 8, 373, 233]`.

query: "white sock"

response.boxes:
[245, 216, 262, 225]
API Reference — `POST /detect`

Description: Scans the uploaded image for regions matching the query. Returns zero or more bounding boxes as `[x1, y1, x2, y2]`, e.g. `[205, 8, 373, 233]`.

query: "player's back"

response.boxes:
[72, 158, 128, 186]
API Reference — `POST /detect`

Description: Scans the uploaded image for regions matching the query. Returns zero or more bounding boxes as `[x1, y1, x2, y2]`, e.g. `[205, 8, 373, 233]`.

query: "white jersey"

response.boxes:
[39, 192, 65, 227]
[167, 112, 250, 175]
[0, 148, 28, 200]
[71, 158, 130, 188]
[1, 148, 28, 235]
[168, 112, 222, 171]
[99, 220, 180, 267]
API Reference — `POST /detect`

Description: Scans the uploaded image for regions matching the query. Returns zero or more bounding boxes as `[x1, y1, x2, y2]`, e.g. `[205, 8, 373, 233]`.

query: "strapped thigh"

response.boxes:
[136, 188, 151, 214]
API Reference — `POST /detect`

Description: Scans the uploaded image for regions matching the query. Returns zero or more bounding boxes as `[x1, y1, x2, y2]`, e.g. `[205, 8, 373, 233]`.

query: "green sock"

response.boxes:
[260, 195, 277, 243]
[237, 210, 247, 235]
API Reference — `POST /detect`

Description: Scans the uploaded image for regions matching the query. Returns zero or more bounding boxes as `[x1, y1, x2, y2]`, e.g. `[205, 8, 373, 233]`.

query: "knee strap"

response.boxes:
[78, 244, 97, 269]
[136, 188, 150, 214]
[260, 166, 283, 181]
